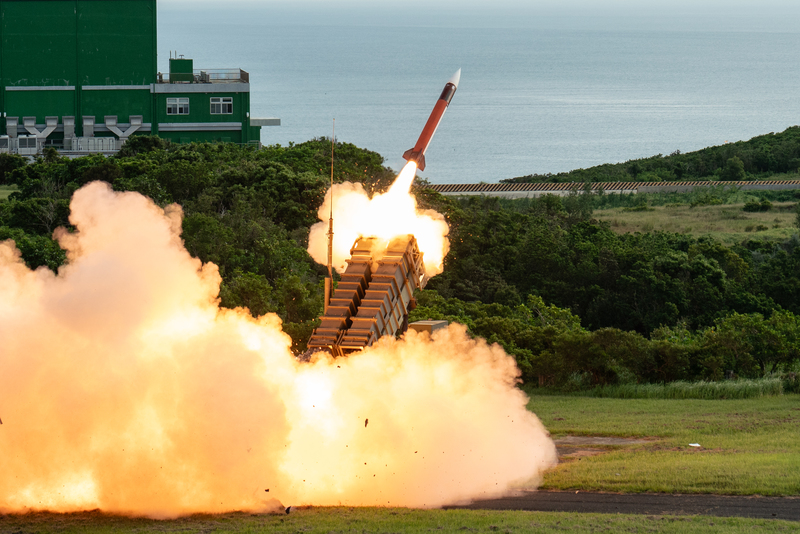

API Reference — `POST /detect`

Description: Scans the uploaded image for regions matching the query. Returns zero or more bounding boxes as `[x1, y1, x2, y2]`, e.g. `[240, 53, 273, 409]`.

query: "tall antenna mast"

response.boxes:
[327, 119, 334, 281]
[324, 120, 335, 312]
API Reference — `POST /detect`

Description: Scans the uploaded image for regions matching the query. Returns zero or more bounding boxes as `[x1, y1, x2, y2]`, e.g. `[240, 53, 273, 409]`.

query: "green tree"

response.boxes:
[650, 323, 697, 382]
[0, 153, 27, 185]
[721, 156, 746, 181]
[562, 181, 594, 224]
[0, 227, 66, 271]
[700, 314, 761, 379]
[219, 270, 274, 317]
[115, 134, 170, 157]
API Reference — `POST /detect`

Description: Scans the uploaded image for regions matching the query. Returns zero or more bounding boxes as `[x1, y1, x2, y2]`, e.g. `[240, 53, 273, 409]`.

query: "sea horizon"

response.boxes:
[158, 3, 800, 183]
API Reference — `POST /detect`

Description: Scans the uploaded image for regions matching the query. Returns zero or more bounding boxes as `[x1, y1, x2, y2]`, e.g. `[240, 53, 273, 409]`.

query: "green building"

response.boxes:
[0, 0, 278, 155]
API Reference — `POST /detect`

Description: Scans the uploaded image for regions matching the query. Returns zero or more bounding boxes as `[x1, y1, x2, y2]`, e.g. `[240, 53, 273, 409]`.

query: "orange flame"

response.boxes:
[0, 182, 557, 517]
[308, 162, 449, 278]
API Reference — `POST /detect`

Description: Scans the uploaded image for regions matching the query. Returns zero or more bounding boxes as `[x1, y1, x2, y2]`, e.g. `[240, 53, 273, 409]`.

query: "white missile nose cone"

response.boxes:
[449, 68, 461, 88]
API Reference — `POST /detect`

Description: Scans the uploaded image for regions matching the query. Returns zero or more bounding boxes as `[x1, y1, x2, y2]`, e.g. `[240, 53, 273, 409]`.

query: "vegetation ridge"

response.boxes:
[1, 134, 799, 391]
[503, 125, 800, 184]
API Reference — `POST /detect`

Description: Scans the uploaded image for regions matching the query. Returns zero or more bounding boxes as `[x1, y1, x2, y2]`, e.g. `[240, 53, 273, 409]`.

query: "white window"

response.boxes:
[167, 97, 190, 115]
[210, 97, 233, 114]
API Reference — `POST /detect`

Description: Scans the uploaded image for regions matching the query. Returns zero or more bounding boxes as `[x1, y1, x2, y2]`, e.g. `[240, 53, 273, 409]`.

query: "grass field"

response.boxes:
[1, 508, 796, 534]
[593, 202, 798, 245]
[0, 184, 17, 201]
[529, 394, 800, 495]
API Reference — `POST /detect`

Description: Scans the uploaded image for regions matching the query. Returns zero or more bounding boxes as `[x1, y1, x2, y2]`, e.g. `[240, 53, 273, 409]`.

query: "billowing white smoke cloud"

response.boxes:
[0, 182, 556, 517]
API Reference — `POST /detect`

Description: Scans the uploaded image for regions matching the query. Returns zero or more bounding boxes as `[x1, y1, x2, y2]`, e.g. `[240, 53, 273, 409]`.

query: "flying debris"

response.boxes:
[403, 69, 461, 171]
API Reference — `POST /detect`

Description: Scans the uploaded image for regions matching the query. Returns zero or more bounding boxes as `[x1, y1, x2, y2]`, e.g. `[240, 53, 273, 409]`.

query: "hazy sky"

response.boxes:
[159, 0, 800, 31]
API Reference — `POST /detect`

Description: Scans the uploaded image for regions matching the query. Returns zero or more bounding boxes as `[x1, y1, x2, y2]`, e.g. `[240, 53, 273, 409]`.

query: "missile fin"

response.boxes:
[402, 149, 426, 171]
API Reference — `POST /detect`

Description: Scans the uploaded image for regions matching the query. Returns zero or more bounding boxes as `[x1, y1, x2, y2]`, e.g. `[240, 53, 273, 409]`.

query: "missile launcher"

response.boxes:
[305, 234, 427, 357]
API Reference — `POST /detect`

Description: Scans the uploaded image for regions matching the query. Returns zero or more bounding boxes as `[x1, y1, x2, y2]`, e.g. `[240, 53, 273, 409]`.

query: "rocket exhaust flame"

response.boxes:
[0, 182, 557, 517]
[311, 69, 461, 280]
[308, 161, 447, 278]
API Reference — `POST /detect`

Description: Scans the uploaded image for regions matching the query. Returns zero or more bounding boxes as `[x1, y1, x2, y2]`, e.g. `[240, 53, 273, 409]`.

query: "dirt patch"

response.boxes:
[554, 446, 606, 460]
[554, 435, 656, 461]
[555, 436, 653, 446]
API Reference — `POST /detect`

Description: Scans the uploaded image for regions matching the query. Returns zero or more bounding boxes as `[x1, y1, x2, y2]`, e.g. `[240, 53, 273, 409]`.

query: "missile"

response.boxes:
[403, 69, 460, 171]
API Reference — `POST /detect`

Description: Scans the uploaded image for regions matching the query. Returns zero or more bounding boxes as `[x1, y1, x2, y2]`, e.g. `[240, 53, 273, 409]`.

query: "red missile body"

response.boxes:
[403, 69, 460, 171]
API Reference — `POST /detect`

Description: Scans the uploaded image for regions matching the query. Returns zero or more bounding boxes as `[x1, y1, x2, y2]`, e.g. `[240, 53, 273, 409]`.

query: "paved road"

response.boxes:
[427, 180, 800, 199]
[445, 490, 800, 521]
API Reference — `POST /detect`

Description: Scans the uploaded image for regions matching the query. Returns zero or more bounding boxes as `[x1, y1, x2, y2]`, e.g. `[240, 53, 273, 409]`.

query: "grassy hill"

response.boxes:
[593, 201, 797, 245]
[0, 184, 17, 200]
[503, 126, 800, 184]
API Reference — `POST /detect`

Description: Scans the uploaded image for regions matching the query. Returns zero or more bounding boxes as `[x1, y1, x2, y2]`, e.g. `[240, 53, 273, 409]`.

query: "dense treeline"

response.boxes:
[413, 191, 800, 386]
[503, 125, 800, 184]
[425, 193, 800, 334]
[2, 136, 800, 388]
[409, 290, 800, 387]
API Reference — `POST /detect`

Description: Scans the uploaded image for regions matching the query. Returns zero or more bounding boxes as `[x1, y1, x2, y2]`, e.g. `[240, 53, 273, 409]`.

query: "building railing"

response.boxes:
[0, 137, 122, 154]
[157, 68, 249, 84]
[0, 137, 263, 156]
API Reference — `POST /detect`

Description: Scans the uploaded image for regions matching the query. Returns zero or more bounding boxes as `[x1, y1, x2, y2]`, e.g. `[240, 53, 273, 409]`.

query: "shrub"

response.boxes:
[690, 193, 724, 208]
[795, 203, 800, 229]
[622, 204, 655, 212]
[743, 199, 772, 212]
[0, 153, 27, 185]
[586, 378, 784, 399]
[784, 372, 800, 393]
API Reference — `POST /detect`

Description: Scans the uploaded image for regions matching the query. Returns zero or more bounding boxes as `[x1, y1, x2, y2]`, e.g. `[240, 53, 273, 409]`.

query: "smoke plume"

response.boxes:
[0, 182, 556, 517]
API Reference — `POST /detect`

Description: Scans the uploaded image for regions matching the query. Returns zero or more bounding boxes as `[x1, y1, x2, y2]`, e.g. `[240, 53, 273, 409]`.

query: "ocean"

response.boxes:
[157, 4, 800, 184]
